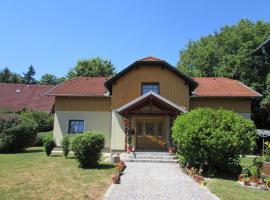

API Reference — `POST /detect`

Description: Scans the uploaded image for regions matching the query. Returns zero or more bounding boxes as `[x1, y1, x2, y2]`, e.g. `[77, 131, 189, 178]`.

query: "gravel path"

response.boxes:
[103, 163, 219, 200]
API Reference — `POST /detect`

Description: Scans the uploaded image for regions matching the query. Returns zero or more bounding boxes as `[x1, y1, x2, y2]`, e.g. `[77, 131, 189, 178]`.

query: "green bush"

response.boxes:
[35, 132, 53, 146]
[71, 132, 104, 168]
[43, 134, 55, 156]
[61, 136, 70, 158]
[0, 115, 38, 153]
[172, 108, 256, 176]
[21, 110, 53, 132]
[0, 113, 20, 132]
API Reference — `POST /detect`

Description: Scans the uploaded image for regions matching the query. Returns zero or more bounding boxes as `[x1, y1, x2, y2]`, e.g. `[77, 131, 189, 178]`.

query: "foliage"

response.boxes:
[253, 156, 264, 169]
[22, 65, 36, 84]
[0, 67, 22, 83]
[67, 57, 116, 78]
[264, 141, 270, 161]
[21, 110, 53, 132]
[71, 132, 104, 168]
[43, 134, 55, 156]
[61, 136, 70, 158]
[35, 132, 53, 146]
[177, 19, 270, 128]
[0, 115, 38, 153]
[249, 165, 259, 178]
[172, 108, 256, 175]
[39, 73, 65, 85]
[0, 113, 20, 132]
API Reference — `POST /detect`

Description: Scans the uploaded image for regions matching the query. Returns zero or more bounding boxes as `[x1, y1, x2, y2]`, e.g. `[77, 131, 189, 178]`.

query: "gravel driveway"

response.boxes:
[103, 162, 219, 200]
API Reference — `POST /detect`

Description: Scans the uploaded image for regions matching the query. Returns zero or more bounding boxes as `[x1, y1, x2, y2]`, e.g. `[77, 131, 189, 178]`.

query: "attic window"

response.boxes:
[141, 83, 159, 95]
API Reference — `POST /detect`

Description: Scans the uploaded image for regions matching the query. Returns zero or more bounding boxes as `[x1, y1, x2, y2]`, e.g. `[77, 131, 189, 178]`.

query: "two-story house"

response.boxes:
[46, 57, 261, 152]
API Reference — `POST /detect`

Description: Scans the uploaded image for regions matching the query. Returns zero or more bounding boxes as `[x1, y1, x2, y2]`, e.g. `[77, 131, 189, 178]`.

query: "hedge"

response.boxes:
[0, 115, 38, 153]
[172, 108, 256, 176]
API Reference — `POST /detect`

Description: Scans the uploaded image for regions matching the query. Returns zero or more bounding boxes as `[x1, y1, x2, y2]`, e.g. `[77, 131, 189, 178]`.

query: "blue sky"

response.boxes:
[0, 0, 270, 79]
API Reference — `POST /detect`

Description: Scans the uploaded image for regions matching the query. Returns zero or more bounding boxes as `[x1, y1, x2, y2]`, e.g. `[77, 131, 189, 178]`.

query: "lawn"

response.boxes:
[206, 157, 270, 200]
[0, 147, 115, 200]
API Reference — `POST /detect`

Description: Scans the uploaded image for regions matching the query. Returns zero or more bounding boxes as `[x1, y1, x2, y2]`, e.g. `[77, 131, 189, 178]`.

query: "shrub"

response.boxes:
[61, 136, 70, 158]
[35, 132, 53, 146]
[21, 110, 53, 132]
[172, 108, 256, 176]
[253, 156, 264, 169]
[43, 134, 55, 156]
[0, 115, 37, 153]
[71, 132, 104, 168]
[0, 113, 20, 132]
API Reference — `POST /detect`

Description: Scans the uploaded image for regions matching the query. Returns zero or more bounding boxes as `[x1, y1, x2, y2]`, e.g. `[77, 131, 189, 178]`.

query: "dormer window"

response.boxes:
[141, 83, 159, 95]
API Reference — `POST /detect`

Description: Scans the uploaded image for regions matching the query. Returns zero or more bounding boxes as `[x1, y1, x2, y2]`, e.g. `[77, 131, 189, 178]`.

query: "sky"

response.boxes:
[0, 0, 270, 79]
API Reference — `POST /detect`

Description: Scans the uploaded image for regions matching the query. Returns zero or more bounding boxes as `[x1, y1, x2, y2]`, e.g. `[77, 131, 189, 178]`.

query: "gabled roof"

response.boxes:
[0, 83, 55, 113]
[104, 57, 198, 93]
[116, 91, 188, 115]
[46, 77, 109, 97]
[192, 77, 262, 97]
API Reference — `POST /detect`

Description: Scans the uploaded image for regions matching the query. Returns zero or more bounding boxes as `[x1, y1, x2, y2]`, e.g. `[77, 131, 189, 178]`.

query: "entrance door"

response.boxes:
[136, 118, 165, 150]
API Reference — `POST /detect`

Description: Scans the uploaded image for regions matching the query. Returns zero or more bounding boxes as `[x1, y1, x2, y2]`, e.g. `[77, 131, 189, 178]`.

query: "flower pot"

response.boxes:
[127, 145, 133, 153]
[168, 147, 176, 154]
[244, 181, 250, 186]
[112, 174, 120, 184]
[116, 162, 125, 172]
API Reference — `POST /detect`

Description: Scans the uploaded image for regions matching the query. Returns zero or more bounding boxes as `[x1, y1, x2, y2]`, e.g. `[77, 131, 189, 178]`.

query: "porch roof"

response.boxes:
[116, 91, 187, 116]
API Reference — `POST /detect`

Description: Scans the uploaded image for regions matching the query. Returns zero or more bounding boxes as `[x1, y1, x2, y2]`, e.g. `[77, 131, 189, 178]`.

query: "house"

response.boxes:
[0, 83, 55, 113]
[46, 57, 261, 152]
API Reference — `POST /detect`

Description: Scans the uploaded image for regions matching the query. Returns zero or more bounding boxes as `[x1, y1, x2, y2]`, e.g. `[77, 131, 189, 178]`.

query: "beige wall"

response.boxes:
[55, 96, 111, 111]
[190, 97, 251, 118]
[111, 65, 190, 109]
[110, 111, 126, 151]
[53, 111, 111, 148]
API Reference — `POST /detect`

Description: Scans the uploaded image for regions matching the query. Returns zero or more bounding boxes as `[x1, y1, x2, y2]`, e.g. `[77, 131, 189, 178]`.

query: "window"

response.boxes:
[157, 122, 163, 136]
[145, 122, 155, 135]
[68, 120, 84, 134]
[141, 83, 159, 95]
[136, 122, 143, 135]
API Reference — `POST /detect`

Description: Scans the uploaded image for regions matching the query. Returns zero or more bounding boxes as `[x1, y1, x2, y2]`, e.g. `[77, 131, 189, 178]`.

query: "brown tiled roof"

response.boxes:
[140, 56, 162, 61]
[193, 77, 261, 97]
[46, 77, 109, 96]
[0, 83, 55, 113]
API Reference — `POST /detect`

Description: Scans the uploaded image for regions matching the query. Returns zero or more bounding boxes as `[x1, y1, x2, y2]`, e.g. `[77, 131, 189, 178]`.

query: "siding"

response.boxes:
[55, 96, 111, 111]
[111, 65, 190, 109]
[190, 97, 251, 113]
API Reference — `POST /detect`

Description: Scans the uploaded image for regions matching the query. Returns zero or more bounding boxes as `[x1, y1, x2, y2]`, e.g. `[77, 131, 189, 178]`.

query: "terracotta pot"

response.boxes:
[116, 162, 125, 172]
[112, 174, 120, 184]
[127, 145, 133, 153]
[168, 147, 176, 154]
[244, 181, 250, 186]
[238, 175, 243, 182]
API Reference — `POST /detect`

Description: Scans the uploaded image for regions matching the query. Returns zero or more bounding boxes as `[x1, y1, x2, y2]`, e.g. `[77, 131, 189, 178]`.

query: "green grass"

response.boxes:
[206, 157, 269, 200]
[0, 147, 115, 200]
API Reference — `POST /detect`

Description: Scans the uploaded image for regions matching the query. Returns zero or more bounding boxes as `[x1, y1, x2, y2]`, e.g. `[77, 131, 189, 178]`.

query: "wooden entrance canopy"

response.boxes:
[116, 91, 187, 117]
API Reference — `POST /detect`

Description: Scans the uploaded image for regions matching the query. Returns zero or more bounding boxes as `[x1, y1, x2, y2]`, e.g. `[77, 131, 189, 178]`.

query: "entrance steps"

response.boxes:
[121, 151, 178, 164]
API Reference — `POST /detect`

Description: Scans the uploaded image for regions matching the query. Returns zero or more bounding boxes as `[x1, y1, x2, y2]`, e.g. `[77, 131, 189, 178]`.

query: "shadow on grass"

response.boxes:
[22, 149, 44, 153]
[50, 154, 63, 157]
[97, 163, 115, 169]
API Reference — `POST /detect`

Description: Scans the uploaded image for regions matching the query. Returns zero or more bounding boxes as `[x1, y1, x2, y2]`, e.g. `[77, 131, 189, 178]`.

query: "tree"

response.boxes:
[177, 19, 270, 128]
[22, 65, 36, 84]
[0, 67, 22, 83]
[67, 57, 115, 78]
[39, 73, 65, 85]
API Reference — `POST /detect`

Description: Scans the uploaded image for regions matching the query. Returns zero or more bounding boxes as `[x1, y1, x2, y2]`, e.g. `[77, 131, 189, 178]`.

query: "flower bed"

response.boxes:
[185, 167, 206, 186]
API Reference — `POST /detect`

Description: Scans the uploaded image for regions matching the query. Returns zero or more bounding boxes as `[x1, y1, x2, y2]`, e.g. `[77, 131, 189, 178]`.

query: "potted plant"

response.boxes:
[249, 166, 259, 186]
[116, 161, 126, 173]
[243, 177, 251, 186]
[112, 154, 120, 163]
[112, 173, 120, 184]
[127, 135, 134, 153]
[168, 136, 176, 154]
[238, 173, 248, 182]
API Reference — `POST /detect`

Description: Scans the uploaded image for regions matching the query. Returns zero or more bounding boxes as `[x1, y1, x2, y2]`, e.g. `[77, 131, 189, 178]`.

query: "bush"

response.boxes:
[71, 132, 104, 168]
[43, 134, 55, 156]
[0, 115, 38, 153]
[35, 132, 53, 146]
[61, 136, 70, 158]
[0, 113, 20, 132]
[21, 110, 53, 132]
[172, 108, 256, 176]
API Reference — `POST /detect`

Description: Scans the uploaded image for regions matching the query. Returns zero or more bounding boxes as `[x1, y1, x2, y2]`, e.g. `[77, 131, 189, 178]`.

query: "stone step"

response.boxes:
[130, 152, 172, 156]
[123, 158, 178, 163]
[122, 155, 177, 160]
